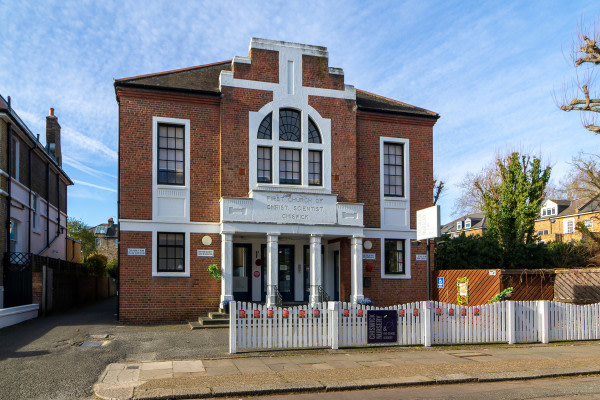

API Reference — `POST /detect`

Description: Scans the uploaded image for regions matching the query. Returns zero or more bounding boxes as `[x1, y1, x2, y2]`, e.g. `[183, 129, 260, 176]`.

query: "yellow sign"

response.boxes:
[459, 282, 468, 297]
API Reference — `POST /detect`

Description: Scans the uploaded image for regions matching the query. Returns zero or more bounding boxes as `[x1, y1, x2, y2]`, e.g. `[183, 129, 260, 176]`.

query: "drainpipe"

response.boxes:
[28, 147, 31, 254]
[46, 162, 49, 248]
[116, 100, 121, 320]
[56, 175, 60, 237]
[6, 96, 12, 255]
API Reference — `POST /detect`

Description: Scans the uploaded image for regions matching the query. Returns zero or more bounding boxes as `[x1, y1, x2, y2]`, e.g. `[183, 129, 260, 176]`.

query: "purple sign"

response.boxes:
[367, 310, 398, 344]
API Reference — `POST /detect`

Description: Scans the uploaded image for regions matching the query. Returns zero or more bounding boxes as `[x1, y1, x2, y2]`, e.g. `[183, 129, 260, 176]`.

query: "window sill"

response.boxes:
[152, 271, 190, 278]
[381, 273, 411, 280]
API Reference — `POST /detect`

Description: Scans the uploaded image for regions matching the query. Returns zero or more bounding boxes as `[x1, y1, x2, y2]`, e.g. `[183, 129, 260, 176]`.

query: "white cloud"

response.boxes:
[72, 179, 117, 193]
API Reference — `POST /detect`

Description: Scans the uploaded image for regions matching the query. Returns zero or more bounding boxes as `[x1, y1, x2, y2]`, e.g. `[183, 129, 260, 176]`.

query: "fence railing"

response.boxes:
[229, 300, 600, 353]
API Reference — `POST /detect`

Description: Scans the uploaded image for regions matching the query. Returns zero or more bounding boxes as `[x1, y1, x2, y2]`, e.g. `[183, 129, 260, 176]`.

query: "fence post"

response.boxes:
[41, 265, 47, 316]
[328, 301, 339, 350]
[229, 301, 237, 354]
[538, 300, 549, 344]
[507, 301, 516, 344]
[423, 301, 432, 347]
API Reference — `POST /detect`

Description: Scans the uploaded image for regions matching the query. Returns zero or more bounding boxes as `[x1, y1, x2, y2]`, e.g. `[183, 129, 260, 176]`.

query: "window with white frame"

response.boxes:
[383, 143, 404, 197]
[157, 123, 185, 185]
[564, 218, 575, 234]
[537, 229, 549, 236]
[457, 221, 462, 230]
[255, 109, 323, 187]
[157, 232, 185, 273]
[95, 238, 101, 247]
[384, 239, 406, 275]
[465, 219, 471, 228]
[541, 207, 557, 217]
[584, 220, 594, 229]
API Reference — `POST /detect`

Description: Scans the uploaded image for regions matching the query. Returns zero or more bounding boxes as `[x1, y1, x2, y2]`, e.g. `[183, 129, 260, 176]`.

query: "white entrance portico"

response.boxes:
[220, 190, 363, 307]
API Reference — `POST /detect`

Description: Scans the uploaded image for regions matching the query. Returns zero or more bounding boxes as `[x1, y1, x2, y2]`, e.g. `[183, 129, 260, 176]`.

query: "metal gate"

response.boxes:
[3, 252, 33, 308]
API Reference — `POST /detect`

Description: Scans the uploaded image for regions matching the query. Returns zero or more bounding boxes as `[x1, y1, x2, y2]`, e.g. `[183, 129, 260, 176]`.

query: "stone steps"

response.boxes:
[189, 311, 230, 330]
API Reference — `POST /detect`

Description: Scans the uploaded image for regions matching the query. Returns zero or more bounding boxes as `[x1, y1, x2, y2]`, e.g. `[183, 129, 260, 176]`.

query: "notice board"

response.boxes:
[367, 310, 398, 344]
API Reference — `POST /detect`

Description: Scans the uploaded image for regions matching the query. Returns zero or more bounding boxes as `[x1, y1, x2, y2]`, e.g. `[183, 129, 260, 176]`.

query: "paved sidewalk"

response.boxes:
[94, 342, 600, 399]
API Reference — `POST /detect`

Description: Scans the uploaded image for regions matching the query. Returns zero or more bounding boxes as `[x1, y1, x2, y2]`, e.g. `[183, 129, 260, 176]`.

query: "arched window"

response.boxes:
[279, 109, 301, 142]
[255, 108, 324, 187]
[257, 113, 272, 139]
[308, 118, 321, 143]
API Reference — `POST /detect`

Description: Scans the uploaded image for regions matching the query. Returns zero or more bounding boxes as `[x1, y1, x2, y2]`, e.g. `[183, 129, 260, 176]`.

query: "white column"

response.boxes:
[351, 235, 364, 304]
[220, 232, 234, 308]
[266, 233, 279, 307]
[309, 234, 322, 306]
[507, 301, 516, 345]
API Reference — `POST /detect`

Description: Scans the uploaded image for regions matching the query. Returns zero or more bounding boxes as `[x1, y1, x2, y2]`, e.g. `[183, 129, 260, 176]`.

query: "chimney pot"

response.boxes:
[49, 108, 54, 116]
[108, 218, 114, 227]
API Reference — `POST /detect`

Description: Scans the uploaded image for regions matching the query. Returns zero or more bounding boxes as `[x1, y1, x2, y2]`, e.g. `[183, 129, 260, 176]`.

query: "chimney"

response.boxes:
[46, 107, 62, 166]
[108, 218, 114, 227]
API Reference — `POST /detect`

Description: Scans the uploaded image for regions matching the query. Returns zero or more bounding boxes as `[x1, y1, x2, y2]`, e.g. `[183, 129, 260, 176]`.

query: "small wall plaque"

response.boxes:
[415, 254, 427, 261]
[197, 250, 214, 257]
[363, 253, 376, 260]
[127, 248, 146, 256]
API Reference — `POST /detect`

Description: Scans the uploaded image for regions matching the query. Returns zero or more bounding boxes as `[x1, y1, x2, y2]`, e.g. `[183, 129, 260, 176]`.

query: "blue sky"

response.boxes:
[1, 1, 599, 226]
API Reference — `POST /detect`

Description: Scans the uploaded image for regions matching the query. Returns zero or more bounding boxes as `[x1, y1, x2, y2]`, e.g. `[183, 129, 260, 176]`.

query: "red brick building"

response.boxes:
[115, 38, 439, 324]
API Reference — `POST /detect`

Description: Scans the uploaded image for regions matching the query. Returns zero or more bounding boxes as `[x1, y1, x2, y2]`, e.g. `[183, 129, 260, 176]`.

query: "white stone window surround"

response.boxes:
[380, 137, 410, 231]
[152, 230, 191, 277]
[250, 104, 331, 192]
[152, 116, 191, 223]
[381, 236, 412, 280]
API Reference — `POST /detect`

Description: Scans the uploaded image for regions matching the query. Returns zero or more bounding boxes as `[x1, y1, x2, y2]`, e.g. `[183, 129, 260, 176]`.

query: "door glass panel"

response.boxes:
[233, 246, 248, 277]
[278, 247, 292, 293]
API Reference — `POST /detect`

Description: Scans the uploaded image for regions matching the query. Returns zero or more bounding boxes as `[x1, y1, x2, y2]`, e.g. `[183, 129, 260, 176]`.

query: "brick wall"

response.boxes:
[233, 48, 279, 83]
[118, 88, 223, 222]
[219, 86, 272, 198]
[302, 55, 345, 90]
[357, 112, 435, 229]
[119, 231, 222, 324]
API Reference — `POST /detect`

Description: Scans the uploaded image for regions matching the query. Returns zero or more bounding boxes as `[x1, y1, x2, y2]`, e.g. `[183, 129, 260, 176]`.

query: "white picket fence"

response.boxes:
[229, 300, 600, 353]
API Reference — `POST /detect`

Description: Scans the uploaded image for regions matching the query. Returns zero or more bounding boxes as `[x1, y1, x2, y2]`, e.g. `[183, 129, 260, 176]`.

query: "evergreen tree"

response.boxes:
[476, 153, 551, 267]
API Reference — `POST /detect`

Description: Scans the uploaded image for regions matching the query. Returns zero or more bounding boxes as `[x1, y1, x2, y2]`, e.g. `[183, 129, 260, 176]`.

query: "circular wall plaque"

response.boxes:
[202, 235, 212, 246]
[363, 240, 373, 250]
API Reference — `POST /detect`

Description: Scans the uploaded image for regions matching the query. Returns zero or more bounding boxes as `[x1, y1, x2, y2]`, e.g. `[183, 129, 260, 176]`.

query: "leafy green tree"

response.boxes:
[83, 253, 107, 276]
[106, 258, 119, 280]
[475, 153, 551, 268]
[434, 233, 503, 270]
[67, 217, 96, 258]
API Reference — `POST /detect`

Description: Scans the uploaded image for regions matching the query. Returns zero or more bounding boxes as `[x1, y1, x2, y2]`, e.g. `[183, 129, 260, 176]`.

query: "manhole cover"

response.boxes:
[126, 365, 139, 370]
[80, 341, 106, 347]
[87, 334, 109, 339]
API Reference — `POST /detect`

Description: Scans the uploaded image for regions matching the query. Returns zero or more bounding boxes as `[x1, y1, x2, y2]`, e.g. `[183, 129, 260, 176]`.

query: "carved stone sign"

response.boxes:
[251, 191, 337, 225]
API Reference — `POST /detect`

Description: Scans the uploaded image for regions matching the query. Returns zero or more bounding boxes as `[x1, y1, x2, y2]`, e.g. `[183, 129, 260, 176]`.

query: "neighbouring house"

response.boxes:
[441, 212, 487, 237]
[442, 197, 600, 243]
[0, 94, 74, 308]
[90, 217, 119, 261]
[536, 197, 600, 243]
[115, 38, 439, 324]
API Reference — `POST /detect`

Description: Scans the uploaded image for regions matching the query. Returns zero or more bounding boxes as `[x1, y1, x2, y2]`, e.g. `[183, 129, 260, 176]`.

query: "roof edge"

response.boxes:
[115, 60, 232, 83]
[357, 89, 439, 117]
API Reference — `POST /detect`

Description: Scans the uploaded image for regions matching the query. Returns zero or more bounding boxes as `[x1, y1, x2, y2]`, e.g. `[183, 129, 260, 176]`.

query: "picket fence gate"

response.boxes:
[229, 300, 600, 353]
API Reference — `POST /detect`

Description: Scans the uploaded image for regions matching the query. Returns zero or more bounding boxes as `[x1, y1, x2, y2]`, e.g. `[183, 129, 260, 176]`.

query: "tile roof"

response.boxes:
[442, 212, 486, 234]
[115, 61, 438, 118]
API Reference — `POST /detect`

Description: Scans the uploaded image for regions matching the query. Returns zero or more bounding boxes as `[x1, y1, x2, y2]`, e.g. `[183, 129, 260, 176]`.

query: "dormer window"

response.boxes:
[457, 221, 462, 230]
[255, 108, 324, 187]
[465, 219, 471, 229]
[541, 206, 557, 217]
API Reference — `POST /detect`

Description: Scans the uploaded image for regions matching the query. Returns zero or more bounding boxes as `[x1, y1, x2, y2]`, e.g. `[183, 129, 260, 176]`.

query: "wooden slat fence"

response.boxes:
[229, 300, 600, 353]
[554, 269, 600, 304]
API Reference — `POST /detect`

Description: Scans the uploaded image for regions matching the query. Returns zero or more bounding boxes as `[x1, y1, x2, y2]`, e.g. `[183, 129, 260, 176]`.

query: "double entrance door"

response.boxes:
[261, 244, 295, 302]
